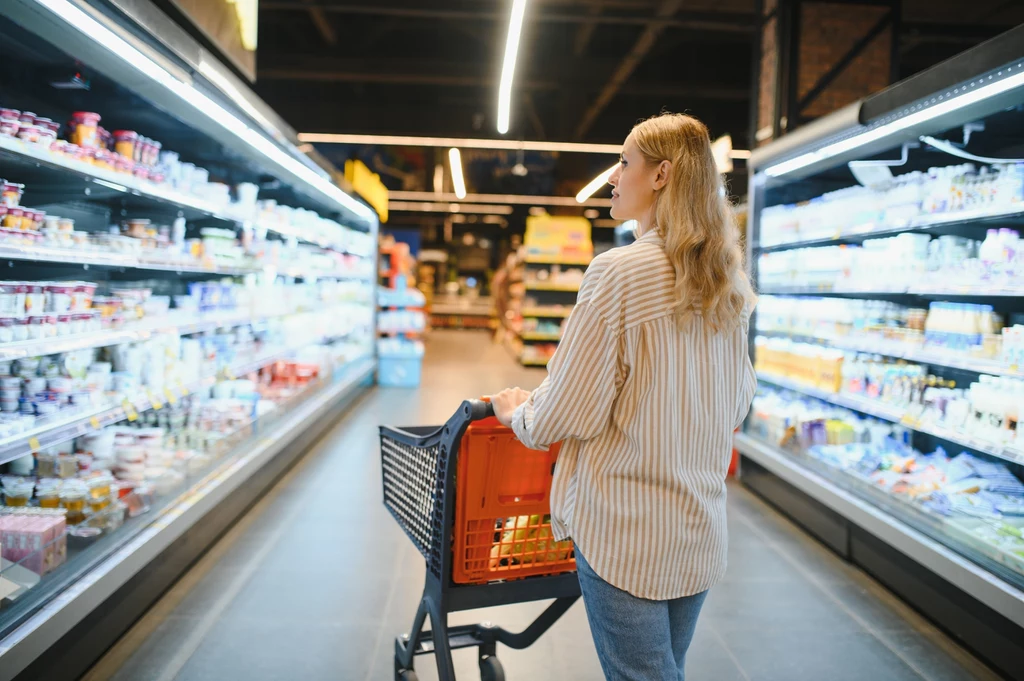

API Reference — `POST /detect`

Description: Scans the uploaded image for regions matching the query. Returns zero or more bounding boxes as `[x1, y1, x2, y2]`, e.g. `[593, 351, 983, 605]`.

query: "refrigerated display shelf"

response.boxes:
[755, 204, 1024, 253]
[734, 432, 1024, 627]
[524, 282, 581, 292]
[0, 333, 346, 467]
[524, 255, 593, 266]
[521, 357, 550, 367]
[0, 136, 367, 254]
[757, 372, 1024, 467]
[520, 331, 562, 342]
[521, 307, 573, 318]
[0, 305, 335, 361]
[0, 135, 235, 221]
[0, 244, 260, 275]
[756, 330, 1024, 379]
[760, 286, 1024, 298]
[0, 356, 375, 681]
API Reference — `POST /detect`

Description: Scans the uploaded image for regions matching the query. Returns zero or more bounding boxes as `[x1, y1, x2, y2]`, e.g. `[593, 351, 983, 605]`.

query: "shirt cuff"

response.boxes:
[511, 398, 548, 451]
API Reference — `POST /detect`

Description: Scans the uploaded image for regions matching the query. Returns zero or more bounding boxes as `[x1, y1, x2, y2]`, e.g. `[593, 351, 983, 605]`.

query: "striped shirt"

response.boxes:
[511, 229, 757, 600]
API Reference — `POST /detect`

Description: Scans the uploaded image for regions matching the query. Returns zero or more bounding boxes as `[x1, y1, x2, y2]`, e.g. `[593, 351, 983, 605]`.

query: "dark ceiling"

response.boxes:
[248, 0, 1024, 223]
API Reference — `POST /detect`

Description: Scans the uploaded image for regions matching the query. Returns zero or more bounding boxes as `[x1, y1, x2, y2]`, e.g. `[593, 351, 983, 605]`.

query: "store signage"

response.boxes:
[524, 216, 593, 260]
[345, 159, 389, 223]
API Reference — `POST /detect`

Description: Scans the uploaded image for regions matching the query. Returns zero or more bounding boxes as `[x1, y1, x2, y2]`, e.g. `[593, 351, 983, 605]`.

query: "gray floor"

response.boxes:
[83, 330, 1002, 681]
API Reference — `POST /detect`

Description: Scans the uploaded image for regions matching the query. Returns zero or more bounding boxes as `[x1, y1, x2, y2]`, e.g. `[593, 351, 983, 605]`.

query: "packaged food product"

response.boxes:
[3, 207, 21, 230]
[0, 117, 18, 137]
[0, 108, 19, 120]
[16, 125, 40, 144]
[60, 480, 89, 524]
[1, 182, 24, 207]
[35, 119, 56, 146]
[2, 477, 33, 506]
[113, 130, 138, 160]
[47, 283, 73, 314]
[56, 314, 71, 336]
[36, 479, 62, 508]
[69, 112, 101, 148]
[24, 284, 44, 315]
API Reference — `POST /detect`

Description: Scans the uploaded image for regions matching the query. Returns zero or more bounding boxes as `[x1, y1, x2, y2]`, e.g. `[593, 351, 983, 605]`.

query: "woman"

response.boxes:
[490, 113, 757, 681]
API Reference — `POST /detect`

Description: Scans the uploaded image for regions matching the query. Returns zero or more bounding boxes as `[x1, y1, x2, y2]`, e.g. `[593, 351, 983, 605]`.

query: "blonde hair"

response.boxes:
[630, 113, 756, 332]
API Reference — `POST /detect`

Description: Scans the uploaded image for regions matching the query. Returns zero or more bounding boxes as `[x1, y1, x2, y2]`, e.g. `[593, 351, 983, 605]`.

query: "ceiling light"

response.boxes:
[297, 133, 621, 155]
[576, 163, 619, 203]
[449, 148, 467, 199]
[498, 0, 528, 134]
[764, 66, 1024, 178]
[32, 0, 374, 224]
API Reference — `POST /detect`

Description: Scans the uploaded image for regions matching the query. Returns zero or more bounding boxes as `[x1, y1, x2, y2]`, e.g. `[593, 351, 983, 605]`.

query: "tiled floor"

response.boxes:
[83, 331, 1002, 681]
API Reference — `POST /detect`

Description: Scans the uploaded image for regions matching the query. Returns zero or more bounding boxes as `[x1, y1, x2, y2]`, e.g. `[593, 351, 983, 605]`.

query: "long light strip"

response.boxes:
[449, 148, 467, 199]
[298, 132, 622, 154]
[390, 190, 612, 207]
[497, 0, 528, 134]
[390, 201, 513, 215]
[575, 163, 619, 203]
[764, 66, 1024, 178]
[34, 0, 375, 222]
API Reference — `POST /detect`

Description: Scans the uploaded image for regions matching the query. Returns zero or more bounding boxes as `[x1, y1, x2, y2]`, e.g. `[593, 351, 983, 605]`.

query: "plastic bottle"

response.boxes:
[979, 229, 1002, 267]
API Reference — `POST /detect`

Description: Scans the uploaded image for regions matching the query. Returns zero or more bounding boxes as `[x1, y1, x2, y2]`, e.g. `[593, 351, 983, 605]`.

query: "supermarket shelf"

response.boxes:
[0, 306, 324, 361]
[378, 329, 424, 335]
[0, 244, 260, 275]
[521, 357, 551, 367]
[0, 336, 336, 467]
[429, 305, 493, 316]
[760, 286, 1024, 299]
[520, 331, 562, 342]
[524, 282, 581, 292]
[521, 307, 573, 318]
[756, 372, 1024, 467]
[755, 205, 1024, 253]
[759, 330, 1024, 379]
[525, 255, 593, 266]
[0, 357, 375, 681]
[0, 136, 368, 255]
[734, 432, 1024, 626]
[0, 134, 235, 222]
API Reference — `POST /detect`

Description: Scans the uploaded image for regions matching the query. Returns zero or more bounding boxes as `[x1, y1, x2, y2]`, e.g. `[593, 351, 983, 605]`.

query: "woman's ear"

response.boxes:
[653, 160, 672, 191]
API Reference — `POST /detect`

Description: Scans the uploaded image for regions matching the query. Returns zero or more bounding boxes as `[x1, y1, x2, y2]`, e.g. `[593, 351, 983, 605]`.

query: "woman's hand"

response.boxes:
[489, 387, 531, 428]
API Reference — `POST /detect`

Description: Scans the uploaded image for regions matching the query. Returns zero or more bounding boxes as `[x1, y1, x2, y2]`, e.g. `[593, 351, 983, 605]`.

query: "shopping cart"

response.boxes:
[381, 399, 580, 681]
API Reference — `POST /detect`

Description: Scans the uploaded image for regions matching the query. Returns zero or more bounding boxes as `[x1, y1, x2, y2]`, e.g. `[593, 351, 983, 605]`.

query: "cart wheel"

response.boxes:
[479, 655, 505, 681]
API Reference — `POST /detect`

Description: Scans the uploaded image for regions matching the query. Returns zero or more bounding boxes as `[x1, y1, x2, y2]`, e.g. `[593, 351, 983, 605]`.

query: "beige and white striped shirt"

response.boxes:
[512, 230, 756, 600]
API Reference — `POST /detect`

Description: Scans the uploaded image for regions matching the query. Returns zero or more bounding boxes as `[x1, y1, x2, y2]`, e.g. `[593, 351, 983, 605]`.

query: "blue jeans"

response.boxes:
[575, 547, 708, 681]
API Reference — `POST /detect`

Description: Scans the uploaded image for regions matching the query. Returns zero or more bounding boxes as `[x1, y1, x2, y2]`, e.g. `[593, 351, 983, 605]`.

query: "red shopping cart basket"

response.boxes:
[381, 399, 580, 681]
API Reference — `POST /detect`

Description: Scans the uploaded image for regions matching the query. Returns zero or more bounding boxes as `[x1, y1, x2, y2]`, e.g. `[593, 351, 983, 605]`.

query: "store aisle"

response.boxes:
[83, 331, 1000, 681]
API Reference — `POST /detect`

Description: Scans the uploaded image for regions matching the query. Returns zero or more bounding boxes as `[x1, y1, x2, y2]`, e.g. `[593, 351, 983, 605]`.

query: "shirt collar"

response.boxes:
[635, 229, 664, 245]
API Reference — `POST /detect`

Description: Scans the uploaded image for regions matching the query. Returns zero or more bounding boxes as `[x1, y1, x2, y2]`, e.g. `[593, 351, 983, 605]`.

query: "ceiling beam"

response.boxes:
[573, 0, 683, 140]
[301, 0, 337, 44]
[573, 4, 602, 56]
[260, 2, 756, 33]
[258, 67, 750, 101]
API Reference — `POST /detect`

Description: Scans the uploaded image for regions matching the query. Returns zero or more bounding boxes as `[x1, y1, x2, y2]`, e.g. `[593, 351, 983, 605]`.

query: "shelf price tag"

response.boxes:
[164, 388, 178, 405]
[90, 416, 101, 430]
[28, 437, 40, 452]
[122, 399, 138, 422]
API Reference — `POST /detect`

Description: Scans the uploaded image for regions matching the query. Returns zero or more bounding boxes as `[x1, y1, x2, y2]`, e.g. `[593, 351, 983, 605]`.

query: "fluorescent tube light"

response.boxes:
[449, 148, 467, 199]
[764, 65, 1024, 178]
[576, 163, 619, 203]
[498, 0, 528, 134]
[34, 0, 375, 223]
[298, 133, 620, 155]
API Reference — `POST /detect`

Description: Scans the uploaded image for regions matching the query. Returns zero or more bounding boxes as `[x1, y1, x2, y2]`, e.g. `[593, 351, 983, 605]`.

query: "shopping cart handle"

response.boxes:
[467, 399, 495, 421]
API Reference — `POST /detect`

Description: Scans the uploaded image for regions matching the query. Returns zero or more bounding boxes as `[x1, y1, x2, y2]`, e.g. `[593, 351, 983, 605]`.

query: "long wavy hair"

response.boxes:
[630, 113, 756, 332]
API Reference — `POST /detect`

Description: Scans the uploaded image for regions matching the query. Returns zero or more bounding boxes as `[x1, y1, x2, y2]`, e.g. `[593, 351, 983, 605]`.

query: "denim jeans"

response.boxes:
[575, 547, 708, 681]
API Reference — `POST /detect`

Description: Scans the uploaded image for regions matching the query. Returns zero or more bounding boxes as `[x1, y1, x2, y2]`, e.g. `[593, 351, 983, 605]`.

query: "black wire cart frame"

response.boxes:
[380, 399, 581, 681]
